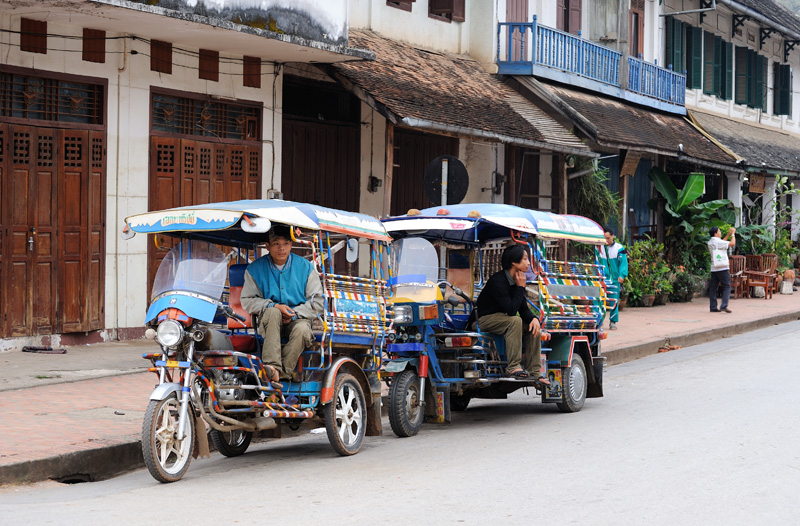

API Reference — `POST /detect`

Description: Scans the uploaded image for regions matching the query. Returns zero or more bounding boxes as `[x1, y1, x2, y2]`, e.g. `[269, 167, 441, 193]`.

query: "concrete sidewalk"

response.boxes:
[1, 291, 798, 486]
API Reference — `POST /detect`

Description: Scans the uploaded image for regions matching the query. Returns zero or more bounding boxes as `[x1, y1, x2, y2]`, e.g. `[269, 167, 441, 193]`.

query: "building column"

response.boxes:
[791, 192, 800, 242]
[725, 171, 743, 226]
[762, 175, 777, 235]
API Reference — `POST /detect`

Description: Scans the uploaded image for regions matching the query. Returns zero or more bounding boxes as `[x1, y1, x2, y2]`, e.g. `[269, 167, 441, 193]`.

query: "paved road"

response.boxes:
[2, 322, 799, 525]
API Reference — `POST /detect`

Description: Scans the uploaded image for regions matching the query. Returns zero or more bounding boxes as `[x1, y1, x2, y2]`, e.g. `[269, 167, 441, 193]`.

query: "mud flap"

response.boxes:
[193, 413, 210, 459]
[366, 372, 383, 436]
[587, 358, 604, 398]
[426, 384, 451, 424]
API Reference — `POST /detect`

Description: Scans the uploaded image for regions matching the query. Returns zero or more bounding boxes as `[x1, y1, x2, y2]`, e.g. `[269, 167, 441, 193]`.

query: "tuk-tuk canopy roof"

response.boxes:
[382, 203, 604, 244]
[124, 199, 391, 242]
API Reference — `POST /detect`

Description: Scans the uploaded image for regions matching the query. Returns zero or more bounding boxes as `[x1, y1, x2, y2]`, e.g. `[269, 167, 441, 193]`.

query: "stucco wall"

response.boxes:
[666, 0, 800, 136]
[349, 0, 471, 54]
[122, 0, 349, 44]
[0, 14, 278, 332]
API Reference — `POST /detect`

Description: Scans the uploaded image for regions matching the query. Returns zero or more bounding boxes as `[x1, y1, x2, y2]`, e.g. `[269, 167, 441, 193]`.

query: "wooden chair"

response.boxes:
[761, 253, 779, 294]
[745, 255, 773, 300]
[628, 208, 655, 243]
[729, 255, 748, 299]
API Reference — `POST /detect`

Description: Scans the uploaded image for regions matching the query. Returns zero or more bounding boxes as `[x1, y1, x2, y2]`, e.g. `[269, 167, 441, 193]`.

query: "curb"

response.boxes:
[602, 311, 800, 366]
[0, 442, 144, 486]
[3, 311, 798, 486]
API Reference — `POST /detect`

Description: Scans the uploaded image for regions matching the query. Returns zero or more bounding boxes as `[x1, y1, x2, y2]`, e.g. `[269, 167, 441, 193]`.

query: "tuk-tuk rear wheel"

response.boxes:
[324, 372, 367, 456]
[388, 369, 424, 437]
[557, 354, 587, 413]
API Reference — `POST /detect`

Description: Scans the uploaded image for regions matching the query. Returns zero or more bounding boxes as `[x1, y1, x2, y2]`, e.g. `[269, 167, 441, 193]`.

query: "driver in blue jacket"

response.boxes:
[241, 225, 323, 382]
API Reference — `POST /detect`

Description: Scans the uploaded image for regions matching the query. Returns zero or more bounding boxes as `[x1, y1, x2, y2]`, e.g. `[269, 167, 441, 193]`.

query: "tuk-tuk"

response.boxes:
[380, 203, 608, 437]
[122, 199, 393, 482]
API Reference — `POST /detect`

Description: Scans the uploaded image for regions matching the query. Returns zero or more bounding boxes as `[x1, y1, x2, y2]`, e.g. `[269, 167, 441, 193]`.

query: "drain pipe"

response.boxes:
[717, 0, 800, 40]
[659, 0, 717, 16]
[114, 37, 128, 341]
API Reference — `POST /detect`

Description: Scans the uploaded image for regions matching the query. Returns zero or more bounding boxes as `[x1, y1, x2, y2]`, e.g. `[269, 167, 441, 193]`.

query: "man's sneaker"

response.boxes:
[722, 307, 732, 313]
[609, 322, 617, 330]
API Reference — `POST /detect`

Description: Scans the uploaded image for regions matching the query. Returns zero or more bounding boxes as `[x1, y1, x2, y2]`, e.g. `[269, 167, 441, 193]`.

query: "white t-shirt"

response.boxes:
[708, 237, 730, 271]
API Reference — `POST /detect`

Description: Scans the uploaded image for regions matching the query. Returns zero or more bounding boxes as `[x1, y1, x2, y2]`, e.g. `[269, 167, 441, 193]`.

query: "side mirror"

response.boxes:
[346, 238, 358, 263]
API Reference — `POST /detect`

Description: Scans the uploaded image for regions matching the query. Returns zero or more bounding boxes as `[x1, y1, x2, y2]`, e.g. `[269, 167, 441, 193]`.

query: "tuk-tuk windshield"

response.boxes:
[392, 238, 439, 302]
[151, 240, 228, 302]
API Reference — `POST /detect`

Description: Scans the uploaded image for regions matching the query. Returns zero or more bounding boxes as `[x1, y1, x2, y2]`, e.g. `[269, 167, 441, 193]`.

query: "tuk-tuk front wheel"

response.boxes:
[142, 394, 194, 483]
[557, 354, 587, 413]
[324, 372, 367, 456]
[388, 369, 424, 437]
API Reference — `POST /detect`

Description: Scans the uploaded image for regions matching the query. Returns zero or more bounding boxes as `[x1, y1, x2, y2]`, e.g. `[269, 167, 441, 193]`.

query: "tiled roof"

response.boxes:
[726, 0, 800, 36]
[520, 78, 737, 169]
[330, 30, 592, 156]
[690, 109, 800, 175]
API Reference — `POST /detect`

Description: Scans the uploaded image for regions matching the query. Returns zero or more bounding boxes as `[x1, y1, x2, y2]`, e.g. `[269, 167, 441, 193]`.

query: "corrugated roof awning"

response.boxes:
[328, 30, 594, 158]
[512, 76, 738, 171]
[688, 109, 800, 176]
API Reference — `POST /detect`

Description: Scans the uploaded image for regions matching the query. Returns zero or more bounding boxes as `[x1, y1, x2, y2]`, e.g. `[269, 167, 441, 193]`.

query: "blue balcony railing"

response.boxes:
[627, 56, 686, 105]
[498, 16, 686, 110]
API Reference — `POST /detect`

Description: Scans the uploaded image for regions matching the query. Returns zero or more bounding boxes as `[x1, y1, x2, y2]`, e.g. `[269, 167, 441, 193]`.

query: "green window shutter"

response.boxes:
[713, 35, 722, 96]
[735, 46, 747, 104]
[747, 49, 756, 107]
[723, 41, 733, 100]
[775, 64, 792, 116]
[761, 56, 768, 111]
[753, 52, 764, 109]
[687, 26, 703, 89]
[703, 31, 715, 94]
[665, 16, 674, 70]
[672, 18, 685, 73]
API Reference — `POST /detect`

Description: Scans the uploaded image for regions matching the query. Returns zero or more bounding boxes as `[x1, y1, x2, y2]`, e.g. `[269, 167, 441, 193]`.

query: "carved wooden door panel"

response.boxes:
[4, 125, 35, 336]
[147, 136, 180, 296]
[58, 129, 90, 333]
[0, 124, 5, 336]
[32, 127, 58, 334]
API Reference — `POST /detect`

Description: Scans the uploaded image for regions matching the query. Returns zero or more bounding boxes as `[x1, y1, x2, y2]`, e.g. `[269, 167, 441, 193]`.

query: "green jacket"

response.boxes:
[600, 242, 628, 283]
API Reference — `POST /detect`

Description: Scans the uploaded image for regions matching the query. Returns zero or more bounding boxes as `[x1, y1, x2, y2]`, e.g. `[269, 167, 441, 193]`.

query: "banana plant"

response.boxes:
[647, 167, 736, 241]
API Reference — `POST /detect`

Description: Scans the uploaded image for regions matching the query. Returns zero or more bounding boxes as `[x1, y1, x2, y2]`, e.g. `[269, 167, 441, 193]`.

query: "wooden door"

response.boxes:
[147, 136, 262, 291]
[507, 0, 528, 62]
[391, 129, 458, 216]
[281, 119, 360, 212]
[0, 124, 101, 337]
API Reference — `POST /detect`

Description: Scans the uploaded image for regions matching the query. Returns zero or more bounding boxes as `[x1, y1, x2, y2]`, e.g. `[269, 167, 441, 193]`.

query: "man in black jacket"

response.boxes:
[476, 245, 549, 384]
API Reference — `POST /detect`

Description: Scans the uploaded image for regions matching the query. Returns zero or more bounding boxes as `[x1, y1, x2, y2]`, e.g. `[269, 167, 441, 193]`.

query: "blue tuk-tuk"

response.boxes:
[380, 203, 608, 437]
[122, 199, 393, 482]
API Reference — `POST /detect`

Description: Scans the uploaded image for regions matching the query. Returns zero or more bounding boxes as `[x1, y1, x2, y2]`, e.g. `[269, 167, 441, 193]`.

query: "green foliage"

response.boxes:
[623, 238, 671, 306]
[567, 161, 620, 228]
[647, 167, 735, 272]
[741, 175, 800, 269]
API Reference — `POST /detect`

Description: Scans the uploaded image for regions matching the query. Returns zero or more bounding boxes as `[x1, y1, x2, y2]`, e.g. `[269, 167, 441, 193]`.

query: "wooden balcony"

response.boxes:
[498, 16, 685, 114]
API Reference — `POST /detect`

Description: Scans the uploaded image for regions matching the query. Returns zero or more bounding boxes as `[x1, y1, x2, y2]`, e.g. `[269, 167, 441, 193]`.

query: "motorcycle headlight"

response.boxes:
[393, 305, 413, 324]
[156, 319, 184, 347]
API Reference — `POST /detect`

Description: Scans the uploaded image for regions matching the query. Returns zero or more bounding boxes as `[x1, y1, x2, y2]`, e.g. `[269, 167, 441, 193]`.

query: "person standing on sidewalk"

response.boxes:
[476, 245, 548, 385]
[599, 229, 628, 330]
[708, 226, 735, 313]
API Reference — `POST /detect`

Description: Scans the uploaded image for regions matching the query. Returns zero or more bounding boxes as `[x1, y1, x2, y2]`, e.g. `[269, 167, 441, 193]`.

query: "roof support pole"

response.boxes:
[791, 192, 800, 242]
[725, 171, 743, 227]
[383, 122, 395, 217]
[555, 152, 568, 260]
